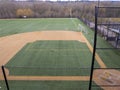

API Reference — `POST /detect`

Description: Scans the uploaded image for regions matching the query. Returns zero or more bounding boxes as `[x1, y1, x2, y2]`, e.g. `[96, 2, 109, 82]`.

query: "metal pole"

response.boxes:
[2, 66, 9, 90]
[89, 6, 98, 90]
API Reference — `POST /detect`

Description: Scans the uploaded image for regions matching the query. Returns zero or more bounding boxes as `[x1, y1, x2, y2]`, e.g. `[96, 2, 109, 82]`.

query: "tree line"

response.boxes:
[0, 1, 120, 23]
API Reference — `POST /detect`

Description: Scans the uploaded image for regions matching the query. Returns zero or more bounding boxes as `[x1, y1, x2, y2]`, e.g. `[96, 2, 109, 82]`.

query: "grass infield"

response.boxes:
[6, 40, 100, 76]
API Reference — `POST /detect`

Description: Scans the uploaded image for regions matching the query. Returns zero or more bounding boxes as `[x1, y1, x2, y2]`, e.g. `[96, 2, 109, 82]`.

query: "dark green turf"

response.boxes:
[0, 18, 79, 37]
[6, 40, 99, 76]
[0, 81, 102, 90]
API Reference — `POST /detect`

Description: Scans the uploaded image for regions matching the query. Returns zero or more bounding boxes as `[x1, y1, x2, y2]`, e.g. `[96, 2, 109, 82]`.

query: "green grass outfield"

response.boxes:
[0, 18, 79, 37]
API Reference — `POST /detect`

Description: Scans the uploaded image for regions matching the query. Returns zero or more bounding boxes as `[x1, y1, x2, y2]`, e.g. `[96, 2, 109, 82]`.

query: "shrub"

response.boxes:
[16, 8, 33, 18]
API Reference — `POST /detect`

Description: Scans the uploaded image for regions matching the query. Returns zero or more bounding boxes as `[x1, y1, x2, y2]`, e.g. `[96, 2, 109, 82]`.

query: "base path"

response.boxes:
[0, 76, 90, 81]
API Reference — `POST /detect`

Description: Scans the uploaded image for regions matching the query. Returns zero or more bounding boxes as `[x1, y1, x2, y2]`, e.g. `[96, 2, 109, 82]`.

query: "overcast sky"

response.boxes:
[89, 0, 120, 1]
[16, 0, 120, 1]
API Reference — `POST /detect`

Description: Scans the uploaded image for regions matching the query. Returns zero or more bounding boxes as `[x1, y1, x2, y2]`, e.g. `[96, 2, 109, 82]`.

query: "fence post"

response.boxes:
[2, 66, 9, 90]
[89, 6, 98, 90]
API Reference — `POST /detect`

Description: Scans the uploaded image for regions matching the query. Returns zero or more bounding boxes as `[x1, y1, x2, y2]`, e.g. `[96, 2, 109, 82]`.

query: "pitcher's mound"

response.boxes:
[93, 69, 120, 90]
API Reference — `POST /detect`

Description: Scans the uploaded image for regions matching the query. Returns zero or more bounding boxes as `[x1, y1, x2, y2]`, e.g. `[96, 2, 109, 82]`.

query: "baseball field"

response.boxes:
[0, 18, 120, 90]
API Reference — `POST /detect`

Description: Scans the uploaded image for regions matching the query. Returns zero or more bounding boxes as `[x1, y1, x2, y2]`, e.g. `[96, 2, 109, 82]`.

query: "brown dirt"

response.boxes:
[0, 76, 90, 81]
[93, 69, 120, 90]
[0, 68, 3, 77]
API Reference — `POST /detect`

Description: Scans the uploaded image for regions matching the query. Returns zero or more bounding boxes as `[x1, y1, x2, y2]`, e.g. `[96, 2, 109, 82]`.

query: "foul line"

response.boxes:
[81, 33, 107, 68]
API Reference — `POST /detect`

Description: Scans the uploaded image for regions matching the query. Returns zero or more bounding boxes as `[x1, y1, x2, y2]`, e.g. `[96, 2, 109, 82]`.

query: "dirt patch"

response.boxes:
[93, 69, 120, 90]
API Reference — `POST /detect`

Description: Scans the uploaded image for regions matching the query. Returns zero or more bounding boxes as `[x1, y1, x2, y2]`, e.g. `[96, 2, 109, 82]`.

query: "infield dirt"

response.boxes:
[0, 31, 86, 66]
